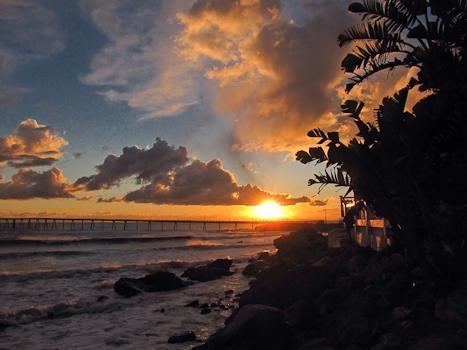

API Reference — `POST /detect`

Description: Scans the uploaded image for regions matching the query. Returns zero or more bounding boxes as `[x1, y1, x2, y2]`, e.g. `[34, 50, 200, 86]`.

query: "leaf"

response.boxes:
[308, 179, 319, 186]
[407, 24, 427, 38]
[296, 150, 314, 164]
[348, 2, 366, 13]
[328, 132, 340, 143]
[309, 147, 328, 162]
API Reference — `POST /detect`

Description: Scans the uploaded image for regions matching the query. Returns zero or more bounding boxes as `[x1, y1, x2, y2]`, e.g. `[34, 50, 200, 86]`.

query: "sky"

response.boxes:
[0, 0, 412, 220]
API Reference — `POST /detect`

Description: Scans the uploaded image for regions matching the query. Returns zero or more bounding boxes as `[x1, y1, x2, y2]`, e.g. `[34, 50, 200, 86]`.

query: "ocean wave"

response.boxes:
[0, 251, 94, 260]
[0, 232, 281, 246]
[0, 253, 256, 282]
[0, 236, 193, 246]
[0, 299, 125, 327]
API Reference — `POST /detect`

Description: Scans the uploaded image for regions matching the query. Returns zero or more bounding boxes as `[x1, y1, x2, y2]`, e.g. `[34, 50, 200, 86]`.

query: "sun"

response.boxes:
[254, 201, 284, 220]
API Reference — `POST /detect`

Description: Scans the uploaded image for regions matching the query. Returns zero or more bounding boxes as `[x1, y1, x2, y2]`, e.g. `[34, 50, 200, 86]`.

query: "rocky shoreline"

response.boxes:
[194, 229, 467, 350]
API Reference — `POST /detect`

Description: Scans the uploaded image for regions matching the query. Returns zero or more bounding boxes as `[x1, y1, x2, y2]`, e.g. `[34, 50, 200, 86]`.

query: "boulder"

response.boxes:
[285, 299, 319, 329]
[273, 230, 327, 263]
[194, 304, 296, 350]
[114, 271, 189, 297]
[435, 290, 467, 328]
[182, 259, 233, 282]
[185, 300, 199, 308]
[242, 261, 264, 277]
[239, 265, 338, 309]
[325, 313, 378, 347]
[168, 331, 196, 344]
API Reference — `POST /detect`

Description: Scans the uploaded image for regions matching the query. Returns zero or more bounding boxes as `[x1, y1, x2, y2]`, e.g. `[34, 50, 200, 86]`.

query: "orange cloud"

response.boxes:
[0, 168, 74, 199]
[176, 0, 354, 152]
[0, 119, 68, 167]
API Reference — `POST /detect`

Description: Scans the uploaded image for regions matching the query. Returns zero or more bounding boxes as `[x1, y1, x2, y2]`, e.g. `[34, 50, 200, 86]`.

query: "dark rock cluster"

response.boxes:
[196, 229, 467, 350]
[113, 258, 234, 298]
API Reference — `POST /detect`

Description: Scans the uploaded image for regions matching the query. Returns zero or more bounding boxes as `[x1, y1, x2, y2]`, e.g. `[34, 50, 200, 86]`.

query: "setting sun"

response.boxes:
[254, 201, 284, 220]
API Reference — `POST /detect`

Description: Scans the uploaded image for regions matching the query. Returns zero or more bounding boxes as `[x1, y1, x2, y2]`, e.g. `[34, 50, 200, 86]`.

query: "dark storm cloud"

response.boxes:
[75, 138, 189, 190]
[124, 159, 309, 206]
[0, 168, 74, 199]
[79, 137, 309, 206]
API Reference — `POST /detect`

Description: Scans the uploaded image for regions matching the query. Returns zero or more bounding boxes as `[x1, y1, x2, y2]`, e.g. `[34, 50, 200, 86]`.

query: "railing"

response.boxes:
[0, 217, 328, 233]
[339, 196, 390, 251]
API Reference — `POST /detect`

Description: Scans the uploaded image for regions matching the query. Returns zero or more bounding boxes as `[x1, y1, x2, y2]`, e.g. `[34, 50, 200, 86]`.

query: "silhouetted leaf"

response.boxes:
[309, 147, 328, 162]
[296, 150, 314, 164]
[348, 2, 366, 13]
[328, 132, 340, 143]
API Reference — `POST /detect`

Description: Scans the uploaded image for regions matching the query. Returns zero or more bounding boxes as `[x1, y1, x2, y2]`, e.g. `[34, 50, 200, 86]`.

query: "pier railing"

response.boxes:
[0, 218, 336, 233]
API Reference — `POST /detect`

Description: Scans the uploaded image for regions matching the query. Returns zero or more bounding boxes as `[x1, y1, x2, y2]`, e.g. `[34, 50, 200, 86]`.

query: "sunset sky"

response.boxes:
[0, 0, 412, 220]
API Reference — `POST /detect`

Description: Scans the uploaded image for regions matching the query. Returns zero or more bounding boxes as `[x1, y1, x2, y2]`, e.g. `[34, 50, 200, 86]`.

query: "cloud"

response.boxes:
[96, 196, 123, 203]
[79, 137, 308, 206]
[0, 0, 65, 103]
[125, 158, 309, 206]
[75, 138, 188, 190]
[80, 0, 200, 118]
[176, 0, 355, 151]
[76, 195, 93, 201]
[309, 199, 328, 206]
[0, 168, 74, 200]
[0, 119, 68, 167]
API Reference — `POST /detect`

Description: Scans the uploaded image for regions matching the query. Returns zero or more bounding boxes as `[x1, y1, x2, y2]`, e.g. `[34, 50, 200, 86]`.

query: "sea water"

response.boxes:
[0, 227, 283, 349]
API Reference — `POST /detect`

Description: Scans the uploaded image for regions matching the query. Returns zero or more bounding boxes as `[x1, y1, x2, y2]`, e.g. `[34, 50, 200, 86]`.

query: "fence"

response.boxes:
[338, 196, 390, 251]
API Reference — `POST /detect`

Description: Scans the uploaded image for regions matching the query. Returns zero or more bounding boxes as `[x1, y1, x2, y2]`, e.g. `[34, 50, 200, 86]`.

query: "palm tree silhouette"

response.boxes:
[339, 0, 467, 92]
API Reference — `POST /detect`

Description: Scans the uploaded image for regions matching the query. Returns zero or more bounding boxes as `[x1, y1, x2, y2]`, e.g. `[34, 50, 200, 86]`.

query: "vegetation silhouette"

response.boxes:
[297, 0, 467, 280]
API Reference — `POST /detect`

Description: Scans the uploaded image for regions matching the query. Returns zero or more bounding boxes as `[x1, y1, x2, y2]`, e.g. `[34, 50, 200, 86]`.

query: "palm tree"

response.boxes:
[339, 0, 467, 92]
[297, 0, 467, 279]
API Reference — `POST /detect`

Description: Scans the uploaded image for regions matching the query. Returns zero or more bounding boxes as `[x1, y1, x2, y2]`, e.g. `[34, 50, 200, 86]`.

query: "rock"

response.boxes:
[317, 288, 349, 314]
[201, 308, 211, 315]
[335, 275, 364, 290]
[285, 299, 318, 329]
[412, 337, 452, 350]
[242, 261, 265, 277]
[296, 338, 331, 350]
[325, 313, 378, 347]
[392, 306, 412, 322]
[114, 271, 189, 297]
[435, 290, 467, 328]
[372, 332, 402, 349]
[185, 300, 199, 308]
[273, 230, 327, 263]
[114, 279, 141, 297]
[257, 251, 270, 260]
[168, 331, 196, 344]
[182, 259, 233, 282]
[239, 265, 338, 309]
[225, 289, 234, 295]
[96, 295, 108, 302]
[200, 303, 209, 308]
[195, 304, 296, 350]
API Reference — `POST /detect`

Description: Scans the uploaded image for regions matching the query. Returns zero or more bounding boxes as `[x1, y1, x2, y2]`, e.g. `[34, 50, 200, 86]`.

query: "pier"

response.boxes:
[0, 217, 328, 233]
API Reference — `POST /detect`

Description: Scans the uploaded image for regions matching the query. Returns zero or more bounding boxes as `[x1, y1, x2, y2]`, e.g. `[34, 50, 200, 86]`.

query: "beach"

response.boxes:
[0, 227, 283, 349]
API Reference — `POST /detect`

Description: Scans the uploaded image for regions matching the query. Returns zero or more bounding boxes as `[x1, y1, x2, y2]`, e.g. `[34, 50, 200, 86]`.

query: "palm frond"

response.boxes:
[345, 58, 407, 92]
[338, 21, 406, 47]
[342, 40, 407, 73]
[308, 167, 352, 193]
[349, 0, 417, 32]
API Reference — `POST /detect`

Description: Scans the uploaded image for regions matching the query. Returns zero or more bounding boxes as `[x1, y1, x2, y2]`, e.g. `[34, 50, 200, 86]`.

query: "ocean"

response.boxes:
[0, 225, 284, 349]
